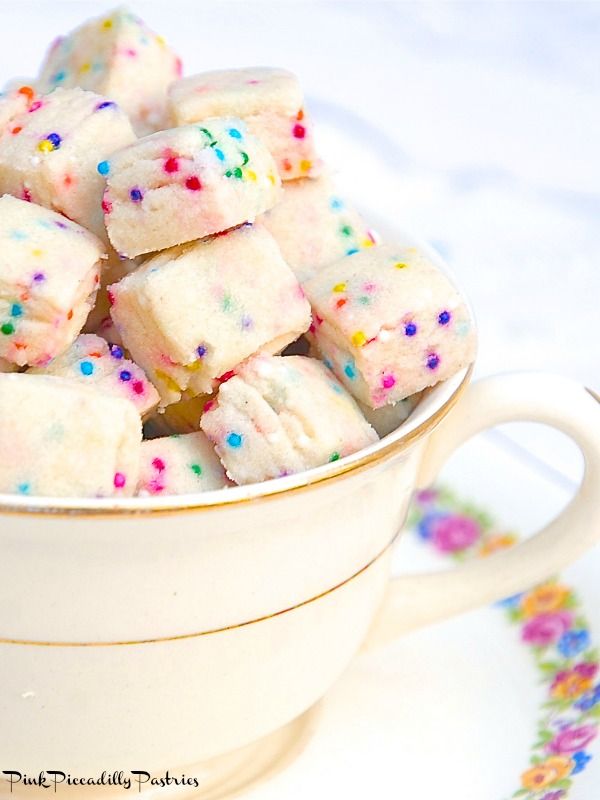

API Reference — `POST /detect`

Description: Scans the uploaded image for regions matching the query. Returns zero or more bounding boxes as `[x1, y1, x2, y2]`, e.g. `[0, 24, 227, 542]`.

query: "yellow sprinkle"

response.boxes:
[79, 62, 91, 74]
[362, 238, 375, 248]
[351, 331, 367, 348]
[394, 262, 408, 269]
[268, 173, 276, 185]
[332, 282, 346, 293]
[31, 248, 43, 257]
[156, 35, 166, 47]
[37, 140, 53, 153]
[102, 18, 113, 30]
[300, 159, 312, 173]
[155, 369, 181, 394]
[246, 169, 257, 181]
[184, 361, 201, 372]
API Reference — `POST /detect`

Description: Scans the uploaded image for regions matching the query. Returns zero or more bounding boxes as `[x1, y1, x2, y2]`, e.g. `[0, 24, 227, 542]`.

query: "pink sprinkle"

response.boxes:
[28, 100, 43, 113]
[107, 289, 116, 306]
[148, 479, 164, 494]
[113, 472, 126, 489]
[203, 399, 216, 413]
[152, 457, 165, 472]
[292, 124, 306, 139]
[246, 79, 260, 85]
[217, 370, 235, 384]
[102, 195, 113, 214]
[382, 374, 396, 389]
[164, 156, 179, 173]
[174, 57, 183, 77]
[22, 187, 32, 203]
[132, 380, 144, 395]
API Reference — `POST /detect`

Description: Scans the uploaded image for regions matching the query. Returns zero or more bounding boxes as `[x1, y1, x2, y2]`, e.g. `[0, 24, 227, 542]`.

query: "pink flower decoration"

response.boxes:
[547, 724, 598, 755]
[431, 514, 480, 553]
[521, 612, 573, 647]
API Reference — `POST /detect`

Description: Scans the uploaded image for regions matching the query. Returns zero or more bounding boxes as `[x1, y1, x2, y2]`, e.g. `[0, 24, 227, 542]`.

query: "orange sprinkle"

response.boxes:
[11, 126, 22, 135]
[296, 108, 304, 121]
[67, 310, 73, 320]
[63, 174, 74, 187]
[335, 298, 347, 309]
[18, 85, 34, 102]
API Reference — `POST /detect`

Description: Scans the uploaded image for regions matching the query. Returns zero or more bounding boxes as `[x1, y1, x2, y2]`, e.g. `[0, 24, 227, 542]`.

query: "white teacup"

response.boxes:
[1, 227, 599, 798]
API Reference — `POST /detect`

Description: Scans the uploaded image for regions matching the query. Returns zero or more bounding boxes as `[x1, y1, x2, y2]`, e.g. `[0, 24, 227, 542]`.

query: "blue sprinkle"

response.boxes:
[404, 322, 417, 336]
[119, 370, 132, 382]
[46, 132, 62, 149]
[80, 360, 94, 376]
[427, 353, 440, 370]
[51, 70, 66, 84]
[10, 304, 22, 317]
[97, 160, 110, 176]
[10, 229, 27, 240]
[129, 187, 143, 203]
[214, 148, 225, 161]
[323, 358, 333, 370]
[330, 197, 343, 210]
[438, 310, 451, 325]
[227, 432, 243, 448]
[344, 360, 357, 380]
[95, 101, 116, 111]
[227, 128, 242, 139]
[346, 248, 359, 256]
[17, 482, 30, 495]
[196, 344, 207, 358]
[109, 344, 124, 360]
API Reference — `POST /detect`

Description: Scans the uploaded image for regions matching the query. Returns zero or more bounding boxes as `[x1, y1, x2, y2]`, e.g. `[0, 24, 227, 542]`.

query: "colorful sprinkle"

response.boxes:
[10, 304, 22, 317]
[97, 160, 110, 176]
[95, 101, 116, 111]
[438, 310, 452, 325]
[185, 176, 202, 191]
[164, 156, 179, 173]
[102, 196, 113, 214]
[382, 374, 396, 389]
[394, 262, 408, 270]
[109, 344, 124, 359]
[113, 472, 126, 489]
[17, 482, 30, 494]
[119, 370, 132, 382]
[293, 124, 306, 139]
[351, 331, 367, 347]
[330, 197, 343, 210]
[1, 322, 15, 335]
[190, 463, 202, 476]
[129, 187, 143, 203]
[404, 322, 417, 337]
[79, 360, 94, 376]
[33, 272, 45, 282]
[228, 128, 242, 139]
[346, 248, 360, 256]
[152, 457, 165, 472]
[37, 132, 61, 152]
[227, 432, 243, 448]
[340, 225, 353, 237]
[332, 282, 346, 293]
[213, 148, 225, 161]
[427, 353, 440, 370]
[344, 361, 357, 380]
[329, 452, 340, 462]
[196, 344, 207, 358]
[132, 380, 144, 395]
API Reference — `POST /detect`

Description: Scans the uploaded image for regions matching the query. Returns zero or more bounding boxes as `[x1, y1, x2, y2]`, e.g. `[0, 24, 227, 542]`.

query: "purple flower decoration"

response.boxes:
[431, 514, 480, 553]
[547, 724, 597, 755]
[522, 612, 573, 647]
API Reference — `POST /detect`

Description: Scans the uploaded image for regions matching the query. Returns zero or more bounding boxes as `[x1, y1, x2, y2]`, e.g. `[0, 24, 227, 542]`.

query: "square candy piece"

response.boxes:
[29, 334, 159, 417]
[258, 175, 377, 283]
[109, 224, 311, 406]
[200, 354, 378, 485]
[169, 67, 321, 180]
[37, 8, 182, 136]
[137, 432, 230, 496]
[0, 195, 104, 367]
[0, 373, 141, 497]
[0, 87, 136, 238]
[103, 118, 281, 257]
[305, 244, 477, 407]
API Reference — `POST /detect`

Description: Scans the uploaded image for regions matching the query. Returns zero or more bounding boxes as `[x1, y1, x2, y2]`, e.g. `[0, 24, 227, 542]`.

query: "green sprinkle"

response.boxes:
[222, 295, 233, 312]
[190, 463, 202, 476]
[1, 322, 14, 335]
[329, 452, 340, 462]
[240, 151, 249, 165]
[233, 167, 243, 179]
[340, 225, 353, 237]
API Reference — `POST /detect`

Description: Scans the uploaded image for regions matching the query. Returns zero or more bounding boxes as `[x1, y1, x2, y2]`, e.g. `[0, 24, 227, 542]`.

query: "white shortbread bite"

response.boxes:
[258, 176, 377, 283]
[0, 195, 103, 367]
[109, 225, 311, 406]
[29, 334, 159, 417]
[145, 394, 210, 437]
[305, 245, 477, 408]
[137, 432, 229, 496]
[0, 373, 141, 497]
[200, 354, 378, 485]
[169, 67, 321, 180]
[37, 8, 182, 136]
[103, 119, 281, 257]
[0, 87, 136, 238]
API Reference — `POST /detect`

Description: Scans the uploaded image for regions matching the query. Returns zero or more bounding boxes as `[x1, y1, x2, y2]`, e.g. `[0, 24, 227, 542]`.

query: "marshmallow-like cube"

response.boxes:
[137, 432, 230, 496]
[37, 8, 182, 136]
[109, 225, 311, 406]
[0, 87, 136, 239]
[169, 67, 320, 181]
[0, 195, 103, 367]
[259, 175, 376, 283]
[103, 119, 281, 257]
[0, 373, 141, 497]
[305, 245, 476, 408]
[200, 354, 378, 485]
[29, 334, 159, 417]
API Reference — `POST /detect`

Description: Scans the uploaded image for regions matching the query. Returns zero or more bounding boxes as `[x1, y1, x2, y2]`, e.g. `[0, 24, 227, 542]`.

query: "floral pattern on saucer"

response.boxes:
[410, 488, 600, 800]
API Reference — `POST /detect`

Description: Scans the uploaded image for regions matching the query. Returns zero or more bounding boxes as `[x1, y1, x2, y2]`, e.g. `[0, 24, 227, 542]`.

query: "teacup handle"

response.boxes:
[366, 372, 600, 647]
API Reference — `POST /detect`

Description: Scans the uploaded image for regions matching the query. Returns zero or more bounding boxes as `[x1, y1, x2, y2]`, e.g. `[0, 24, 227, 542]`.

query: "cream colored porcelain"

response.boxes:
[1, 368, 599, 799]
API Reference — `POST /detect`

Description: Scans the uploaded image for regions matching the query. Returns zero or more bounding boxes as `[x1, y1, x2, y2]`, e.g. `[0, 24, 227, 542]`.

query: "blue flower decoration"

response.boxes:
[575, 683, 600, 712]
[557, 629, 590, 658]
[496, 592, 524, 609]
[571, 750, 592, 775]
[417, 511, 447, 541]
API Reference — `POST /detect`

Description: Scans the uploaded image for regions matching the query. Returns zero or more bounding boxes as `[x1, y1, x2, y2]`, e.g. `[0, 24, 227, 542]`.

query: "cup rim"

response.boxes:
[0, 364, 473, 517]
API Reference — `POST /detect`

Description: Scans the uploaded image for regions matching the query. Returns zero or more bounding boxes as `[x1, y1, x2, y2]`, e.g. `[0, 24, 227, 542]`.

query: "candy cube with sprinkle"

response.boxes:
[0, 373, 141, 497]
[200, 354, 378, 486]
[0, 195, 104, 368]
[102, 118, 280, 257]
[169, 67, 321, 181]
[258, 175, 377, 283]
[37, 7, 182, 136]
[109, 224, 311, 406]
[137, 432, 230, 496]
[29, 334, 159, 418]
[0, 87, 136, 239]
[304, 245, 477, 408]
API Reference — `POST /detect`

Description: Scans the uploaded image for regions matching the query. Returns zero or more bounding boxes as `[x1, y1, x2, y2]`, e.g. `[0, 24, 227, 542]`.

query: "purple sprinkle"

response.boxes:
[438, 310, 451, 325]
[404, 322, 417, 336]
[95, 101, 117, 111]
[54, 220, 67, 229]
[33, 272, 45, 282]
[196, 344, 207, 358]
[427, 353, 440, 370]
[129, 187, 143, 203]
[119, 369, 132, 382]
[109, 344, 124, 360]
[241, 314, 253, 330]
[46, 132, 61, 149]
